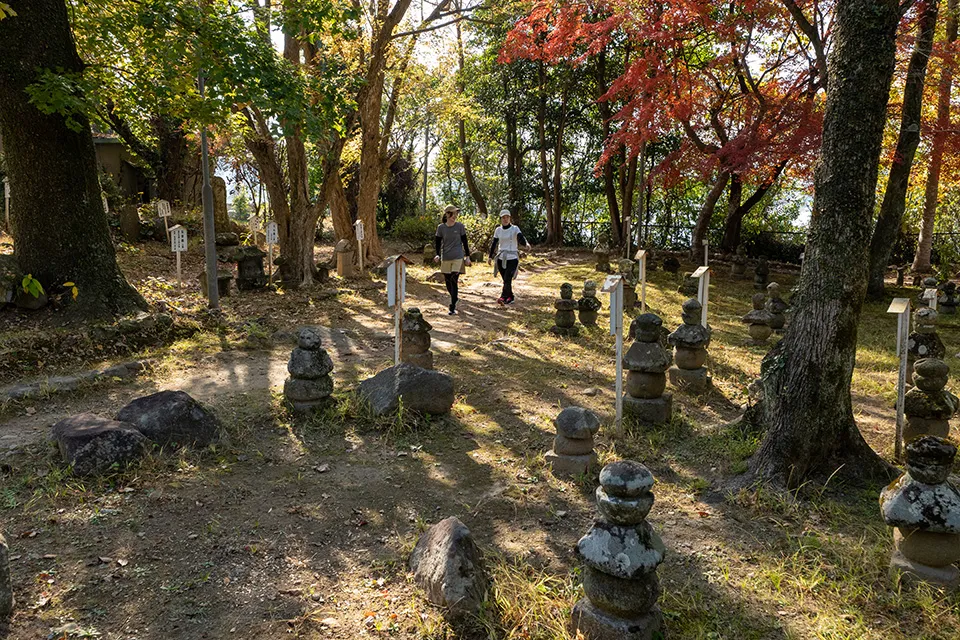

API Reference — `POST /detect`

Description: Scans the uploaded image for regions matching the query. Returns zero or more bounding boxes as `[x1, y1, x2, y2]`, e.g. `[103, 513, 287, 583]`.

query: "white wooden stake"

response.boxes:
[169, 224, 187, 289]
[888, 297, 910, 460]
[923, 288, 938, 311]
[693, 265, 710, 327]
[703, 238, 709, 267]
[603, 275, 625, 435]
[634, 249, 647, 313]
[355, 220, 365, 272]
[386, 256, 411, 366]
[157, 199, 171, 236]
[266, 221, 278, 285]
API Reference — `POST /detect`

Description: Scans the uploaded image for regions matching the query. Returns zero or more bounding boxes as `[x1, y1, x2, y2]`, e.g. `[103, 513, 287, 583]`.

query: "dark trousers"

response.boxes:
[444, 272, 460, 307]
[498, 259, 519, 299]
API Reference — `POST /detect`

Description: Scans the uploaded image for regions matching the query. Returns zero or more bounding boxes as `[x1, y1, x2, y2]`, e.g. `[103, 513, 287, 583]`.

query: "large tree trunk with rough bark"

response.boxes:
[456, 21, 487, 218]
[720, 163, 786, 253]
[0, 0, 146, 317]
[691, 172, 729, 264]
[504, 73, 523, 224]
[914, 0, 958, 273]
[746, 0, 902, 488]
[867, 0, 940, 297]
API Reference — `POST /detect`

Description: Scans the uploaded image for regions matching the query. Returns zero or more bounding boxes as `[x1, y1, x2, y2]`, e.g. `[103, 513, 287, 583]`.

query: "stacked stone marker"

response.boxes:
[765, 282, 789, 332]
[742, 292, 774, 345]
[335, 239, 356, 278]
[940, 282, 958, 314]
[572, 460, 665, 640]
[578, 280, 602, 327]
[907, 307, 945, 381]
[623, 314, 673, 426]
[422, 243, 434, 266]
[880, 436, 960, 587]
[594, 243, 611, 273]
[550, 283, 580, 337]
[401, 308, 434, 369]
[731, 245, 747, 278]
[753, 256, 769, 290]
[283, 328, 334, 413]
[903, 358, 958, 442]
[667, 299, 712, 391]
[545, 407, 601, 476]
[918, 276, 939, 307]
[618, 260, 638, 308]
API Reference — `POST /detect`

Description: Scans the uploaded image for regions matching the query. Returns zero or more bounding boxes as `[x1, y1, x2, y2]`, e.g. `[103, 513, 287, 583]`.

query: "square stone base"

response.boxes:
[623, 394, 672, 425]
[571, 599, 663, 640]
[545, 450, 597, 476]
[668, 366, 711, 392]
[890, 550, 960, 588]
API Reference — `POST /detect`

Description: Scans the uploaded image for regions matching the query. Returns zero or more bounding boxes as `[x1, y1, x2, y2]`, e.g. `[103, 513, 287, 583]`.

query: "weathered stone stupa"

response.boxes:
[623, 314, 673, 426]
[731, 245, 747, 277]
[765, 282, 789, 332]
[753, 256, 769, 290]
[594, 243, 611, 273]
[283, 328, 335, 413]
[941, 282, 958, 315]
[618, 260, 638, 308]
[550, 283, 580, 337]
[742, 292, 774, 345]
[578, 280, 603, 327]
[667, 299, 712, 391]
[572, 460, 666, 639]
[544, 407, 601, 476]
[401, 308, 434, 370]
[904, 358, 958, 442]
[907, 307, 946, 381]
[880, 436, 960, 587]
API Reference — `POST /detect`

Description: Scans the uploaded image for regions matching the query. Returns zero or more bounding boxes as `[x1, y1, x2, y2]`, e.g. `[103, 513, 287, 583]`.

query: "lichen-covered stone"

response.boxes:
[880, 438, 960, 534]
[623, 343, 672, 374]
[577, 519, 665, 580]
[51, 414, 150, 476]
[600, 460, 655, 498]
[284, 376, 334, 402]
[409, 517, 487, 619]
[116, 391, 219, 447]
[596, 487, 654, 525]
[555, 407, 601, 440]
[298, 327, 323, 350]
[287, 348, 334, 379]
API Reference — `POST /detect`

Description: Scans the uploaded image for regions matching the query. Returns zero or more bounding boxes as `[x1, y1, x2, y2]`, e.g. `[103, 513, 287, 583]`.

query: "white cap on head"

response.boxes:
[499, 209, 511, 219]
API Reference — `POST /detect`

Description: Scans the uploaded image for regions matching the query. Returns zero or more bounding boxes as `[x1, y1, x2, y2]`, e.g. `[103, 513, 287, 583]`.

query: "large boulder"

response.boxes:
[51, 414, 150, 476]
[357, 363, 454, 416]
[409, 517, 487, 618]
[116, 390, 220, 447]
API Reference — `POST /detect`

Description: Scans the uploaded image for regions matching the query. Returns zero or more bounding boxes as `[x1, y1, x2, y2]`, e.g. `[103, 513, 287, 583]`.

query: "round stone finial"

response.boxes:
[555, 407, 601, 439]
[298, 327, 322, 350]
[767, 282, 781, 298]
[583, 280, 598, 296]
[560, 283, 574, 300]
[752, 292, 766, 310]
[905, 436, 957, 484]
[923, 276, 939, 289]
[632, 313, 662, 343]
[681, 298, 702, 325]
[913, 358, 949, 392]
[599, 460, 654, 498]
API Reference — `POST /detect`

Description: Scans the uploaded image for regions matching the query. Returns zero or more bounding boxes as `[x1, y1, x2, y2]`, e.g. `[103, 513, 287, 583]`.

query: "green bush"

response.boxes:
[390, 215, 438, 250]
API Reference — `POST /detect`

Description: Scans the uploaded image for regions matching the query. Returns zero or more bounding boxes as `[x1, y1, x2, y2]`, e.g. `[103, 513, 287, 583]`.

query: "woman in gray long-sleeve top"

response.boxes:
[433, 204, 471, 315]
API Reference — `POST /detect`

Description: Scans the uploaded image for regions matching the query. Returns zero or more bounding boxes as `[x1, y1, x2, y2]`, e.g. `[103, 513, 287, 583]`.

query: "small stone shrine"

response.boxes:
[731, 245, 747, 277]
[941, 281, 958, 314]
[907, 307, 946, 381]
[283, 327, 335, 413]
[401, 307, 434, 369]
[753, 256, 769, 290]
[422, 243, 434, 265]
[594, 243, 611, 273]
[550, 283, 580, 337]
[742, 292, 774, 345]
[578, 280, 603, 327]
[231, 246, 268, 290]
[668, 299, 712, 391]
[572, 460, 665, 640]
[335, 239, 355, 278]
[880, 436, 960, 587]
[765, 282, 789, 332]
[618, 259, 638, 308]
[198, 269, 233, 298]
[623, 314, 673, 425]
[904, 358, 958, 442]
[918, 276, 939, 307]
[545, 407, 601, 476]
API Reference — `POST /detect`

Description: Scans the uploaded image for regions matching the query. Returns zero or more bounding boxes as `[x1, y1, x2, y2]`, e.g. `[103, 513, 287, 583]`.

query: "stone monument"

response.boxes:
[618, 259, 638, 308]
[753, 256, 769, 290]
[668, 299, 712, 391]
[731, 245, 747, 278]
[940, 282, 958, 315]
[765, 282, 789, 332]
[335, 239, 356, 278]
[742, 292, 774, 345]
[896, 265, 907, 288]
[232, 246, 268, 290]
[550, 283, 580, 337]
[677, 272, 699, 297]
[578, 280, 603, 327]
[907, 307, 946, 381]
[198, 269, 233, 298]
[918, 276, 939, 307]
[594, 243, 611, 273]
[544, 407, 601, 476]
[623, 314, 673, 426]
[880, 436, 960, 587]
[903, 358, 958, 442]
[572, 460, 665, 640]
[422, 243, 434, 266]
[401, 308, 434, 369]
[283, 328, 335, 413]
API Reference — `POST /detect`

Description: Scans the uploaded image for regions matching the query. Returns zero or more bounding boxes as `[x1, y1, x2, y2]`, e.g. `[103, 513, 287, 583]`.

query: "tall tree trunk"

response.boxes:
[914, 0, 958, 273]
[550, 88, 567, 245]
[537, 64, 557, 244]
[722, 174, 743, 252]
[597, 50, 623, 247]
[720, 162, 787, 253]
[0, 0, 145, 317]
[504, 72, 522, 223]
[866, 0, 940, 298]
[691, 172, 729, 264]
[153, 116, 190, 205]
[747, 0, 902, 488]
[456, 20, 487, 217]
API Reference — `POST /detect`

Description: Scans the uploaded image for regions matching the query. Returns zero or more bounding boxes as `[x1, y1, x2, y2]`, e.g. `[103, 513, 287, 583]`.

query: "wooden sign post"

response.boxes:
[2, 177, 8, 231]
[354, 220, 365, 272]
[157, 199, 171, 236]
[602, 274, 625, 434]
[266, 221, 278, 285]
[692, 265, 710, 327]
[386, 255, 413, 365]
[248, 212, 258, 244]
[923, 288, 938, 311]
[887, 297, 910, 460]
[634, 249, 647, 313]
[169, 224, 187, 289]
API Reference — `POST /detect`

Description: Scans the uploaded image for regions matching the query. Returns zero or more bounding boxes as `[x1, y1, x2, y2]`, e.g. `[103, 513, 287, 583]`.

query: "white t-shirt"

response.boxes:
[494, 225, 522, 260]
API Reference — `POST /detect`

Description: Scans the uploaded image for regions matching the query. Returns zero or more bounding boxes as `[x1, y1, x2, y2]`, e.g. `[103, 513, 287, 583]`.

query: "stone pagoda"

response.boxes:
[731, 245, 747, 278]
[742, 292, 774, 345]
[753, 256, 769, 290]
[667, 299, 712, 391]
[907, 307, 946, 381]
[578, 280, 603, 327]
[623, 314, 673, 426]
[400, 308, 434, 370]
[765, 282, 789, 332]
[283, 328, 335, 413]
[544, 407, 601, 476]
[550, 283, 580, 337]
[904, 358, 958, 442]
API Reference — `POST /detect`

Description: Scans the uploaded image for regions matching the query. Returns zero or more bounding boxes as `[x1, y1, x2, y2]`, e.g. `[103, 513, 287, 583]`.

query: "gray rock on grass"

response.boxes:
[51, 413, 150, 476]
[409, 516, 487, 618]
[357, 363, 454, 416]
[116, 390, 219, 447]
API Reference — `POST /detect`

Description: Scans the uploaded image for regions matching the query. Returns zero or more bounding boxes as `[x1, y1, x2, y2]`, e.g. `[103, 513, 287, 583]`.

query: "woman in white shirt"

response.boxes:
[487, 210, 531, 305]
